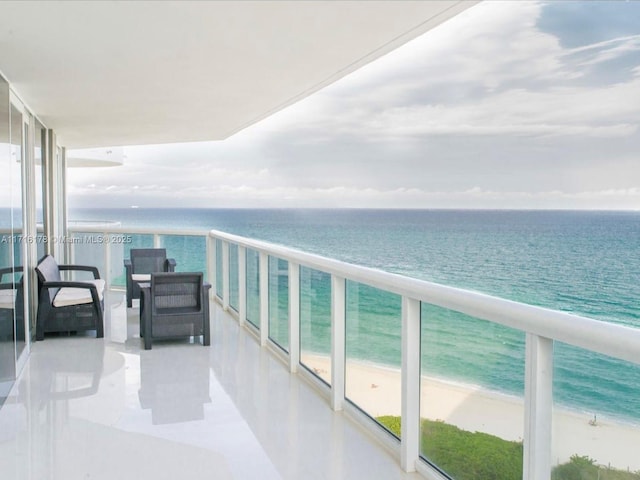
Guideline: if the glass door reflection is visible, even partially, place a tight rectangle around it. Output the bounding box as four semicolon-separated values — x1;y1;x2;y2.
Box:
10;102;26;363
0;75;15;406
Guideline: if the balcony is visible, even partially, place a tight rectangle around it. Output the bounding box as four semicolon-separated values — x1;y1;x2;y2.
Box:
0;291;421;480
1;226;640;480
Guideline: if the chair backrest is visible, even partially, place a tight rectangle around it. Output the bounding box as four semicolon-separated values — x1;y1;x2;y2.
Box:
151;272;203;314
35;255;62;302
131;249;168;274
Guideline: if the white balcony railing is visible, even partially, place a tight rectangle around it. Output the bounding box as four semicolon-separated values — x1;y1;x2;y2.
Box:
65;225;640;480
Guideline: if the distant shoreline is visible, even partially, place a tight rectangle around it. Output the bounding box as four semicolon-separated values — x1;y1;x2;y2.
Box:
302;353;640;470
66;206;640;213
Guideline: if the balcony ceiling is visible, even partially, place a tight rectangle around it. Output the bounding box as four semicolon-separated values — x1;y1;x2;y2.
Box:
0;1;474;149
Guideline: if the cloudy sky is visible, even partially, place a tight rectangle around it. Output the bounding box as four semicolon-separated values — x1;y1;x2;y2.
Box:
68;1;640;210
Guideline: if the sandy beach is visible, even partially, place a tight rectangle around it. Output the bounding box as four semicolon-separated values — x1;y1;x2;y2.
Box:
301;353;640;471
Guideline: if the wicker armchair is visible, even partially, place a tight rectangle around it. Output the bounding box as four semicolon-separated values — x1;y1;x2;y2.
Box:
140;272;210;350
124;248;176;308
0;266;23;341
35;255;104;340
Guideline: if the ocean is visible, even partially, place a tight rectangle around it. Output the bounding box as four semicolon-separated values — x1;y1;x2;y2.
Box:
67;208;640;423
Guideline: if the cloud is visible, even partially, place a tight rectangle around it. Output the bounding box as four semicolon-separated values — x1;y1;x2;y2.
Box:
272;4;640;142
66;1;640;210
67;180;640;211
565;34;640;67
355;81;640;139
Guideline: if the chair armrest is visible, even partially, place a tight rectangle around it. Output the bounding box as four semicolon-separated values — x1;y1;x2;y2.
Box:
42;281;102;306
0;266;23;283
203;283;212;301
58;265;101;279
0;266;23;274
42;280;99;290
166;258;177;272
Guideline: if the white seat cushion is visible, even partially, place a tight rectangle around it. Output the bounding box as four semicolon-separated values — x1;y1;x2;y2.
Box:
131;274;151;282
0;289;16;309
53;279;105;308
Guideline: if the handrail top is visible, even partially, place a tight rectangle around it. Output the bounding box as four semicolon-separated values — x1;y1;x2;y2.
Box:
208;228;640;366
67;225;209;236
58;225;640;365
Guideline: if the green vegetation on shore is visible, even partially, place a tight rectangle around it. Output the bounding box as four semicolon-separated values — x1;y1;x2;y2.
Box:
375;416;640;480
551;456;640;480
377;416;522;480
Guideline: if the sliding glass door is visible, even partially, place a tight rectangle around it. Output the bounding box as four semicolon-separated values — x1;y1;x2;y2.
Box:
10;101;26;365
0;74;16;407
0;75;43;406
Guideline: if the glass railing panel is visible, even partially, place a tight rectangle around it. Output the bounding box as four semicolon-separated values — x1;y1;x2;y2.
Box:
228;243;239;312
69;232;105;278
268;256;289;351
116;233;154;287
65;232;207;288
551;343;640;478
35;231;46;260
299;266;331;385
0;233;12;269
122;233;154;255
345;280;401;438
70;232;130;284
215;239;223;299
0;233;21;269
69;232;208;289
159;234;206;276
245;248;260;329
419;303;525;479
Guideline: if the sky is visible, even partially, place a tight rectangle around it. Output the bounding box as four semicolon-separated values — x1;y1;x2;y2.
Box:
67;1;640;210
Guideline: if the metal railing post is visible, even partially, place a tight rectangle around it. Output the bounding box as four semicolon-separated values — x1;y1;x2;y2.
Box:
259;251;269;346
238;246;246;326
401;296;421;472
331;275;345;411
289;261;300;373
206;234;216;295
222;241;229;311
104;232;111;289
523;333;553;480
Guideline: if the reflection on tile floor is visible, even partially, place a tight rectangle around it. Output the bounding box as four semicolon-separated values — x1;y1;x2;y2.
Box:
0;291;421;480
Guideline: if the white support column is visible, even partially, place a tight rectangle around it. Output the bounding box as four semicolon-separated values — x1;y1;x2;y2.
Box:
523;333;553;480
401;297;421;472
206;234;216;295
222;241;230;311
259;251;269;346
44;131;65;261
59;147;69;263
331;275;345;411
68;238;76;265
238;246;247;326
288;261;300;373
20;109;36;351
43;129;55;256
104;233;111;290
153;234;161;248
55;145;66;261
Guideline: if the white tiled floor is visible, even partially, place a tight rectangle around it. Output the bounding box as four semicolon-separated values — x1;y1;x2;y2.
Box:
0;291;422;480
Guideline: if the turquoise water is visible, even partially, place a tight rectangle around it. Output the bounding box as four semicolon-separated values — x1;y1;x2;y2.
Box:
68;208;640;423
